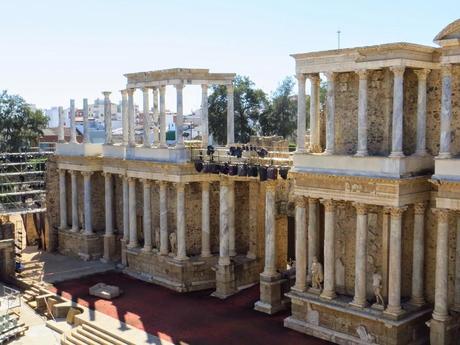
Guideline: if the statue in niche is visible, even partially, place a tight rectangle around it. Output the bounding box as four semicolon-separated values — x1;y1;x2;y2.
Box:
311;256;324;290
154;227;160;249
169;232;177;255
372;272;385;307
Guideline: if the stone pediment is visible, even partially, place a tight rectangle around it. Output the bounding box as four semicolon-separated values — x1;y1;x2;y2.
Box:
434;19;460;46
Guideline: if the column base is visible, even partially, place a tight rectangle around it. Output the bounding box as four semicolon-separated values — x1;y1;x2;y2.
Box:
354;150;368;157
437;152;452;159
389;151;405;158
212;263;236;299
200;252;212;258
320;290;336;300
323;149;334;155
409;296;426;307
102;234;116;262
142;246;152;253
349;299;368;309
430;317;451;345
432;311;450;322
254;273;286;315
383;305;405;320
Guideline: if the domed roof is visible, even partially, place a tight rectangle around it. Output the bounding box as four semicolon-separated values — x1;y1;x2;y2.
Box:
434;19;460;44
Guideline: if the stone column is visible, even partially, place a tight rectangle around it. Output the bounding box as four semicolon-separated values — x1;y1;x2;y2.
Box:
201;181;211;257
82;171;93;235
455;215;460;311
296;73;306;152
58;106;65;142
201;84;209;147
308;198;319;280
356;70;368;156
175;83;185;149
58;169;67;230
432;209;450;321
103;91;112;145
127;177;138;248
321;199;336;299
294;196;307;291
121;89;129;146
142;179;152;251
438;64;453;158
389;66;405;157
176;182;188;260
69;99;77;144
142;88;152;147
308;74;321;152
226;84;234;145
159;86;167;148
411;202;426;306
414;69;430;156
219;178;230;266
351;203;368;307
104;172;113;236
128;89;136;146
83;98;89;144
70;170;79;232
152;88;160;145
122;176;129;241
263;181;277;276
324;72;336;155
384;206;406;317
228;180;236;257
159;181;168;255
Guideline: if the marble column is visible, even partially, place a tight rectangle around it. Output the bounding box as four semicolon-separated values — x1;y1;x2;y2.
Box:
308;198;319;280
159;181;168;255
159;86;167;148
176;182;187;260
294;196;307;291
308;74;321;152
103;92;112;145
438;64;453;159
201;181;211;257
455;215;460;311
128;89;136;146
122;176;129;241
201;84;209;147
385;206;406;317
70;170;79;232
142;179;152;251
321;199;336;299
414;69;430;156
152;88;159;145
226;84;234;145
83;98;89;144
142;88;152;147
263;181;277;277
432;209;450;321
104;172;113;236
82;171;93;235
324;72;336;155
228;180;236;257
356;70;368;156
175;83;185;149
69;99;77;144
58;169;67;230
219;178;230;266
411;202;426;306
127;177;138;248
121;90;129;146
351;203;368;308
296;73;306;152
389;66;405;157
58;106;65;143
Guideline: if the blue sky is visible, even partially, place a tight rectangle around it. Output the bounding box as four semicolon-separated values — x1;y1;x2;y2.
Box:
0;0;457;112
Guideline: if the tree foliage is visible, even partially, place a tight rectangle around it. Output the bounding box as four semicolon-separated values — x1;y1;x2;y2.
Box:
0;90;48;151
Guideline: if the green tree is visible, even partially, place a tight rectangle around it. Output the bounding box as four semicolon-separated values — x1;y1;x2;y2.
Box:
0;90;48;151
208;75;268;144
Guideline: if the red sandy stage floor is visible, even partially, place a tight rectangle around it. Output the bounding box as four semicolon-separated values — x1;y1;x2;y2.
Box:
51;272;331;345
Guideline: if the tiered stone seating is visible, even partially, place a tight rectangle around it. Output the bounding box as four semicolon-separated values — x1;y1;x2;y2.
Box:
61;322;131;345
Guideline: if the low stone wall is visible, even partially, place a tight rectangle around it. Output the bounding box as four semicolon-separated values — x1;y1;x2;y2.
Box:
58;230;103;261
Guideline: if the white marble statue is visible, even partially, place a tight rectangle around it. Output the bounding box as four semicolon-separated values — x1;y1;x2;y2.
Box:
311;256;324;290
169;232;177;255
373;272;384;307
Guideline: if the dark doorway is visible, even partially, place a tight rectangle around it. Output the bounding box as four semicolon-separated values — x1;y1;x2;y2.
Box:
287;216;295;262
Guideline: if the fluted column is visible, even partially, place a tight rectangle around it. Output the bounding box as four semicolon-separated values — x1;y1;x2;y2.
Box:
455;215;460;311
152;88;159;145
82;171;93;235
414;69;430;156
351;203;368;308
201;181;211;257
219;178;230;266
438;64;453;158
104;172;113;236
324;72;336;155
58;169;67;230
296;73;306;152
432;209;450;321
201;84;209;147
263;181;277;277
294;196;307;291
69;99;77;144
308;198;319;280
389;66;405;157
175;83;185;149
70;170;79;232
103;91;112;145
142;179;152;251
142;88;152;147
127;177;138;248
226;84;234;145
176;182;187;260
308;74;321;152
121;90;129;146
128;89;135;146
411;202;426;306
385;206;406;316
356;70;368;156
321;199;336;299
228;180;236;256
58;106;65;143
159;181;168;255
83;98;89;144
159;86;167;148
122;176;129;240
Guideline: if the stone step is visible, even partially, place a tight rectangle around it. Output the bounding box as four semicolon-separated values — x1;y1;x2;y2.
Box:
64;334;87;345
77;326;118;345
71;329;100;345
81;323;129;345
26;300;37;309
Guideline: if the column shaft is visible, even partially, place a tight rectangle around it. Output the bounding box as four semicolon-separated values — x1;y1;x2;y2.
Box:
121;90;129;145
142;180;152;251
439;64;453;158
122;176;129;240
226;84;234;145
159;86;167;148
175;84;185;148
128;89;135;146
104;173;113;236
296;73;306;152
83;172;93;234
142;88;152;147
356;70;368;156
70;171;78;232
351;203;368;307
263;182;276;276
201;181;211;257
70;99;77;143
228;180;236;256
176;183;187;260
159;181;168;255
414;69;430;155
321;200;336;299
219;179;230;265
58;106;65;142
58;170;67;229
433;209;450;321
152;88;159;144
411;203;426;306
83;98;89;143
308;198;319;278
309;75;320;152
128;178;138;248
324;73;336;154
294;197;307;291
389;67;405;157
455;215;460;310
103;91;112;145
201;84;209;147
